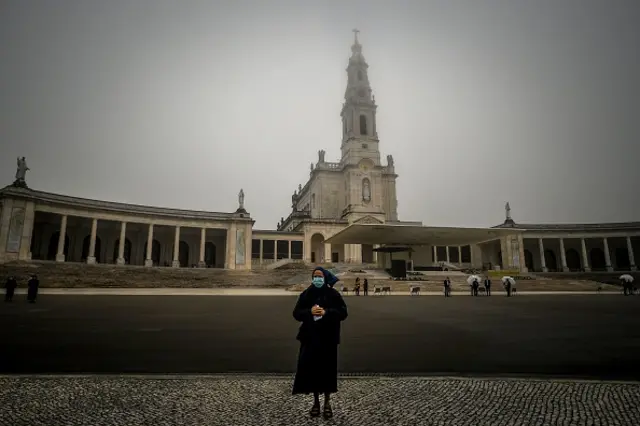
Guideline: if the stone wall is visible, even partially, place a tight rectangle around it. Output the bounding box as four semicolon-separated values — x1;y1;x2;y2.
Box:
0;261;313;288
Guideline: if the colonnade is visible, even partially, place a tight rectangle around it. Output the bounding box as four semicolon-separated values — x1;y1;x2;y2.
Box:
49;214;241;269
536;236;636;272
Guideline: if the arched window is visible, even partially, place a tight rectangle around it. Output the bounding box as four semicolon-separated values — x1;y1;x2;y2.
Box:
179;241;189;267
565;249;581;271
357;70;363;81
359;115;367;135
524;249;534;271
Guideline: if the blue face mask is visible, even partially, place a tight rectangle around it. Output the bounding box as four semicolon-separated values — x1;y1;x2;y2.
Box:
312;276;325;288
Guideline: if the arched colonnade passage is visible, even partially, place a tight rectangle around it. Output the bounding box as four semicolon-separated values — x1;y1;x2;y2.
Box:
521;236;638;272
29;211;230;268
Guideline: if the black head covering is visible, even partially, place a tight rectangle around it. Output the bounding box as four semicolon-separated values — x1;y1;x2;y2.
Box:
312;266;340;288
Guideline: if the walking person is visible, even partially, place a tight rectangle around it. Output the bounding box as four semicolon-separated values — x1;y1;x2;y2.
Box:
363;278;369;296
505;279;512;297
4;275;18;302
484;276;491;296
443;277;451;297
292;267;348;419
472;278;479;297
27;274;39;303
354;277;361;296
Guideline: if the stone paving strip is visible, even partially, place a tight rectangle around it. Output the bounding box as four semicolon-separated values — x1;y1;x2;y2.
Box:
10;288;618;296
0;375;638;425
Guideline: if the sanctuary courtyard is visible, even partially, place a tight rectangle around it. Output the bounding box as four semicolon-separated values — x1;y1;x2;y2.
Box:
1;33;638;275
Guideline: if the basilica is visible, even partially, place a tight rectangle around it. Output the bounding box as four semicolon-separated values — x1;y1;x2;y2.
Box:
1;34;638;275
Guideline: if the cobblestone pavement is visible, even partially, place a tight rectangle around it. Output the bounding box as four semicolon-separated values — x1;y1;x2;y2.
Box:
1;375;638;426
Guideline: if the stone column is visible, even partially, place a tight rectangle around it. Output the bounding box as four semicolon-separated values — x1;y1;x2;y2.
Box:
518;234;527;273
56;215;68;262
172;226;180;268
580;238;590;272
324;243;331;263
559;238;568;272
303;235;312;263
433;246;439;264
445;246;450;263
458;246;462;265
244;223;252;270
538;238;547;272
288;240;291;259
225;223;236;269
603;237;613;271
144;224;154;267
19;201;35;261
353;244;362;263
198;228;206;268
259;239;263;265
116;221;127;265
627;236;637;271
87;218;98;264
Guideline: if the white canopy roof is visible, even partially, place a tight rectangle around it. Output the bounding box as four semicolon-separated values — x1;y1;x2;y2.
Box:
324;224;520;246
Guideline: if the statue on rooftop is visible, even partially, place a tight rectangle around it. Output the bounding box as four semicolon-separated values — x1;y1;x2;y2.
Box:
387;155;394;168
238;189;245;210
13;157;29;188
16;157;29;181
505;202;511;220
318;150;326;163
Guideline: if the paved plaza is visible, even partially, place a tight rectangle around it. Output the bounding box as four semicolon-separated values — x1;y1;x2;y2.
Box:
1;294;639;379
1;375;639;425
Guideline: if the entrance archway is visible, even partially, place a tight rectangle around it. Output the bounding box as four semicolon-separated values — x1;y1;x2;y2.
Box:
205;242;216;267
179;241;189;267
81;235;102;262
565;248;581;271
544;249;557;271
113;238;132;264
47;232;69;260
615;248;630;270
589;248;606;270
524;249;534;271
310;233;325;264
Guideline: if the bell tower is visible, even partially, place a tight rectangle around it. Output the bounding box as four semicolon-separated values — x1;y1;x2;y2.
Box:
340;30;381;166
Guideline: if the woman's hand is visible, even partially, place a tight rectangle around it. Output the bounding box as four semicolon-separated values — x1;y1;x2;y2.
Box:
311;306;326;316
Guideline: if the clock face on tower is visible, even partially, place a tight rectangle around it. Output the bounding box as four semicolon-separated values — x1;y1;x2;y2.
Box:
358;158;374;172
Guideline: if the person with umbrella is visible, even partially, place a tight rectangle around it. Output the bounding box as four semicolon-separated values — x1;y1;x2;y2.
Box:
292;267;348;419
620;274;635;296
466;275;480;297
502;276;514;297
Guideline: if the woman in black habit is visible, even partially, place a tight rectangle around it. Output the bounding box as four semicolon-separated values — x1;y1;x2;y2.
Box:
292;266;348;419
27;274;39;303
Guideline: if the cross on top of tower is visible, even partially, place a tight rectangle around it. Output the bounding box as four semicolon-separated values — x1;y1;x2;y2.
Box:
352;28;360;44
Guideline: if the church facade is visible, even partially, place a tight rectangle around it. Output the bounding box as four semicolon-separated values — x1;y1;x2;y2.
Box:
1;34;638;274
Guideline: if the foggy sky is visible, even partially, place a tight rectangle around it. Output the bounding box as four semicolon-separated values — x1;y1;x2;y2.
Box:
1;0;639;229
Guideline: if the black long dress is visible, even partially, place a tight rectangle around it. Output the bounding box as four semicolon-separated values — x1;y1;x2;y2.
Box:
4;278;17;302
27;278;39;302
292;284;348;395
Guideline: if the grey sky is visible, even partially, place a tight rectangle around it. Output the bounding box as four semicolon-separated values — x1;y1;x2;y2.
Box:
1;0;639;229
